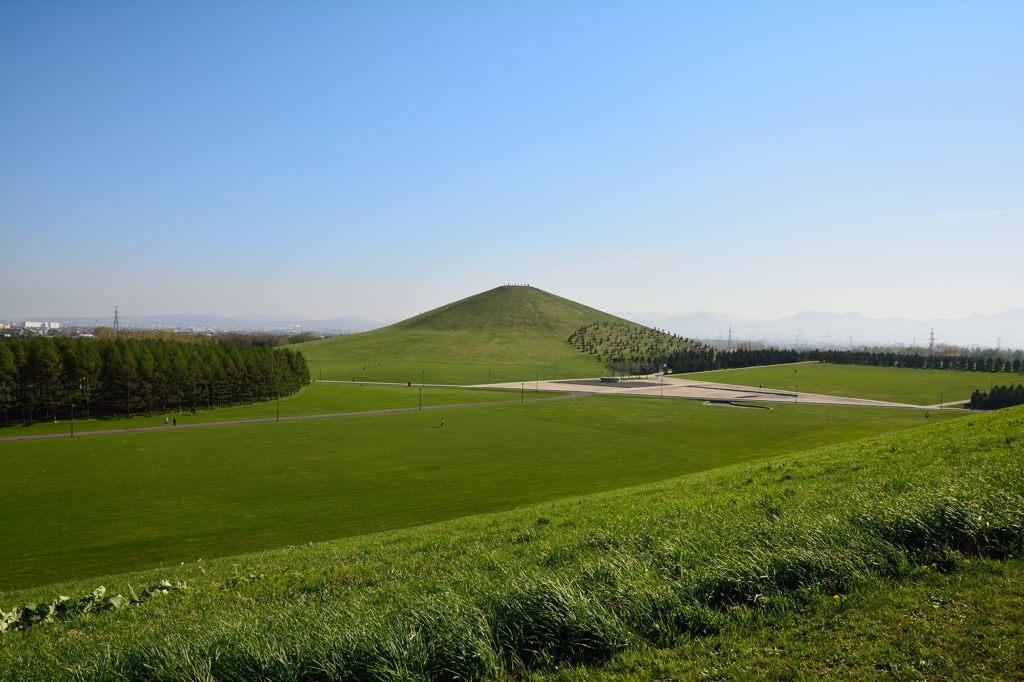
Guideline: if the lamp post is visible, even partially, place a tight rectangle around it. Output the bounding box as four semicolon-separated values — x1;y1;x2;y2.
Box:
419;386;423;411
660;377;664;398
521;382;524;403
276;392;280;422
536;373;539;392
421;369;425;387
940;391;943;412
70;401;74;438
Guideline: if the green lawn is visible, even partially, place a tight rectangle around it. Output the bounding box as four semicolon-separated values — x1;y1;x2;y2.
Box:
295;334;606;385
296;348;602;385
0;406;1016;681
679;361;1020;405
0;382;540;438
0;396;958;589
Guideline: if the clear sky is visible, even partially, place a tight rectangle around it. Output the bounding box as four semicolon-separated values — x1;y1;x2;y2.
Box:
2;1;1022;322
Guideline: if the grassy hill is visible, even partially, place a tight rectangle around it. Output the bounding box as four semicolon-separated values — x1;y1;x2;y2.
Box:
1;407;1020;679
291;285;635;384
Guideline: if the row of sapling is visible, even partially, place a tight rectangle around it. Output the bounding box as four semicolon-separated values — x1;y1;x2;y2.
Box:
969;384;1024;410
0;336;310;425
660;347;1024;375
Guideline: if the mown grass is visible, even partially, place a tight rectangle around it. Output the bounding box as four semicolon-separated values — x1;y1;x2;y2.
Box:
1;406;1018;680
681;361;1020;405
292;286;628;384
0;382;536;438
0;397;956;589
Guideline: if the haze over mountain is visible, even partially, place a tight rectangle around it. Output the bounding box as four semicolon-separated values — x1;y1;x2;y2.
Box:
625;309;1024;349
19;301;1021;350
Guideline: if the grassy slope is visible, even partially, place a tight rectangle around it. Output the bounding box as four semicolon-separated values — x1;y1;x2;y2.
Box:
681;361;1021;405
0;407;1019;680
0;397;957;589
0;382;536;438
535;558;1024;680
291;286;631;384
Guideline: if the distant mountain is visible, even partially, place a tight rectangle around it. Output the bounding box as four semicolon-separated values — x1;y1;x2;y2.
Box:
624;309;1024;349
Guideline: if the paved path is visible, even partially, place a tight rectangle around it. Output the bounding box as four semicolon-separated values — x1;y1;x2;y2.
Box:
471;375;955;410
0;393;585;444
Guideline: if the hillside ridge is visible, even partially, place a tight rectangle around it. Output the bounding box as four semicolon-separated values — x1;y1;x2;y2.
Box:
291;285;646;383
390;285;630;335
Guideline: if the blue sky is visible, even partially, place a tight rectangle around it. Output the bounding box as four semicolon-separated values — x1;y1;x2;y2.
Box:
2;1;1022;321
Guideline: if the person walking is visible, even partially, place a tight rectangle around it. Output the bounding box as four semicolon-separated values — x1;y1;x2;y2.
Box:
440;417;445;429
164;417;169;426
173;417;177;426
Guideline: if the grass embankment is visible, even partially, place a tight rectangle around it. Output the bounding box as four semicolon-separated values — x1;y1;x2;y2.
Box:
0;398;955;589
0;382;533;438
0;407;1019;679
681;361;1020;405
292;286;629;384
534;558;1024;680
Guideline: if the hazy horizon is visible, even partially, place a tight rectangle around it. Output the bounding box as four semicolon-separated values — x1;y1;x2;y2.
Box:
3;3;1022;322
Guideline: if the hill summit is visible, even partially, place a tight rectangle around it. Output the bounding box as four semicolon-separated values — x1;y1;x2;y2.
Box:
292;285;635;384
392;285;627;335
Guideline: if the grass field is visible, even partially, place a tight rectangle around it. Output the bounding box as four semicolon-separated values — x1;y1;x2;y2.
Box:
0;396;958;589
680;361;1020;405
0;382;539;438
292;286;627;383
0;407;1017;680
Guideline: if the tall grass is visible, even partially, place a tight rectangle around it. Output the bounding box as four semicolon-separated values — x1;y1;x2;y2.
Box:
2;407;1022;680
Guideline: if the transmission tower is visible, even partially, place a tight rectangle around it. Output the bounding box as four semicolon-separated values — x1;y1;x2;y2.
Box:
928;327;936;352
727;325;733;351
114;306;120;333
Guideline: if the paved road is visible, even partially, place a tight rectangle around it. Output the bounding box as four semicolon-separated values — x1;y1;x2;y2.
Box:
472;375;967;411
0;393;585;444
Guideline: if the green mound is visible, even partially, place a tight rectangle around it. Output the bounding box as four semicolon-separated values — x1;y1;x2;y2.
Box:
2;407;1020;679
293;285;634;384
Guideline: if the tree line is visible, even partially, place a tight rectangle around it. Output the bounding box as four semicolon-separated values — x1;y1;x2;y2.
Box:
0;336;310;425
968;384;1024;410
661;347;1024;375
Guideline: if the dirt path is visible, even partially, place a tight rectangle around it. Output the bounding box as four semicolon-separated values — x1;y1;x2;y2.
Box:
0;393;585;444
